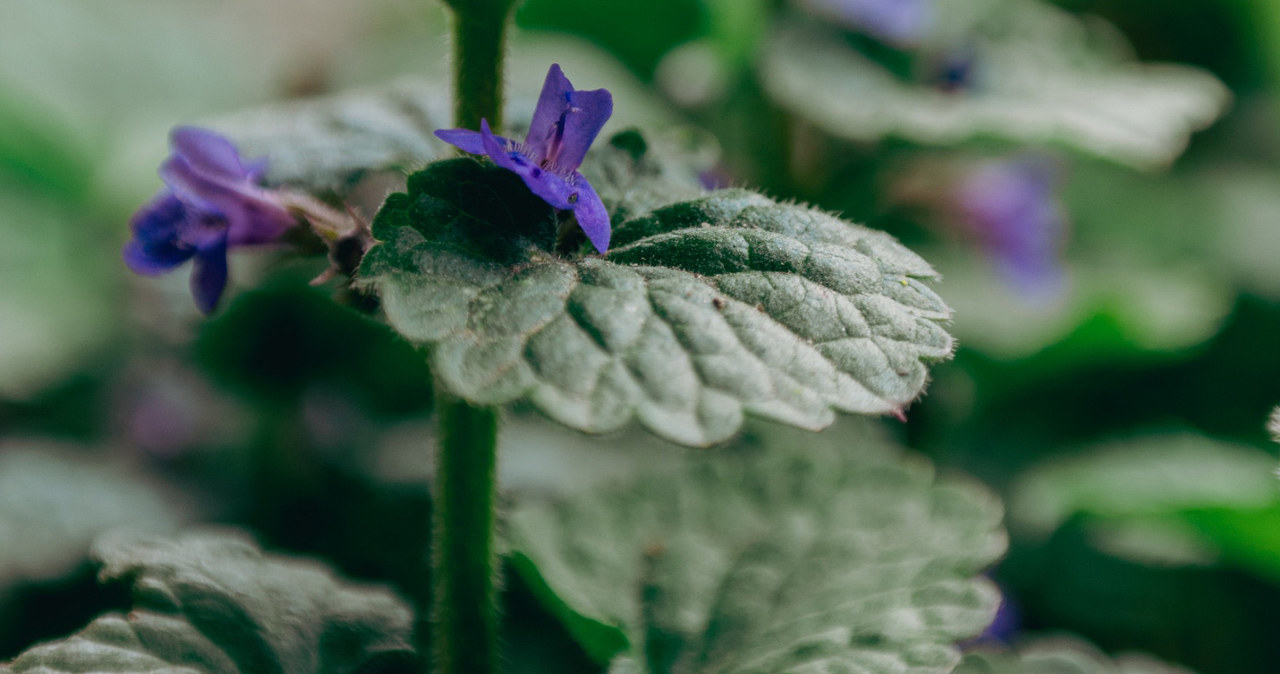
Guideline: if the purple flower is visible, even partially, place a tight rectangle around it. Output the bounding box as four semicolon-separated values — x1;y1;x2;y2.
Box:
797;0;933;46
124;127;295;314
955;156;1067;295
435;64;614;253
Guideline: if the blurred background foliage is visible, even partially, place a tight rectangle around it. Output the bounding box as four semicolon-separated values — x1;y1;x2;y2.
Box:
1;1;1279;673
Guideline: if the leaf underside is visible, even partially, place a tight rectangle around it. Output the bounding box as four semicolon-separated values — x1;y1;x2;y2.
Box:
508;420;1007;672
360;155;953;446
1;531;415;674
759;0;1228;168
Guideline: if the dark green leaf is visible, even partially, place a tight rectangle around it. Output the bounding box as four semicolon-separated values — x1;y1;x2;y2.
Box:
508;420;1006;670
2;531;414;674
759;1;1228;168
360;160;952;446
958;638;1195;674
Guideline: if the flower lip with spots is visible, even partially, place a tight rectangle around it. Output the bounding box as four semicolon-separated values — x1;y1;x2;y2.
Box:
123;126;295;314
435;63;614;253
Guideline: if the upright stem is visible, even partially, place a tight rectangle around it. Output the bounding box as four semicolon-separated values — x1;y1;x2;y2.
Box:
426;4;514;672
430;391;500;674
444;0;519;130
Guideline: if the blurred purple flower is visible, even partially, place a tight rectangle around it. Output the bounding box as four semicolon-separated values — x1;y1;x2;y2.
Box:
797;0;933;46
435;64;614;253
955;156;1067;295
124;127;295;314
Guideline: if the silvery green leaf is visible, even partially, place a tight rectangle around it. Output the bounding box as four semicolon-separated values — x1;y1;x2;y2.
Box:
2;531;414;674
957;638;1195;674
507;420;1006;671
359;158;952;446
759;0;1229;168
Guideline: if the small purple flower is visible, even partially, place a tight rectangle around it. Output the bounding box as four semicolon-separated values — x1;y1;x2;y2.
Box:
435;64;614;253
797;0;933;46
124;127;295;314
955;156;1067;295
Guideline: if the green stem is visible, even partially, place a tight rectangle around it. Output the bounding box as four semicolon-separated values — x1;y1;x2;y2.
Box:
429;392;501;674
444;0;520;130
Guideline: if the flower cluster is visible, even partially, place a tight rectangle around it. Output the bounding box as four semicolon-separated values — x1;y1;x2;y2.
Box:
435;64;614;253
123;127;295;314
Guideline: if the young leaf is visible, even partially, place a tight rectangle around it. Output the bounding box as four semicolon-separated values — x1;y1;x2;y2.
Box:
360;158;952;446
759;1;1228;169
0;443;186;595
506;420;1006;670
1;531;414;674
958;637;1195;674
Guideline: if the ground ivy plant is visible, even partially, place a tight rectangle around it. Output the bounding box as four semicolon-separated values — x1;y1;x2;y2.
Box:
1;1;1233;674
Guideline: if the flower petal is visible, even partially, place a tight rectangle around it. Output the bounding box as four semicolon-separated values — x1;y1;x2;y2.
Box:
190;239;229;315
552;87;613;170
170;126;251;180
569;175;611;253
225;197;296;246
161;154;292;246
436;128;495;155
527;64;574;154
480;120;578;209
123;193;197;275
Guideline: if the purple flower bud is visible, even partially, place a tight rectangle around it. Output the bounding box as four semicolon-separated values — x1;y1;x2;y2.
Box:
796;0;933;46
124;127;295;314
435;64;614;253
954;156;1067;296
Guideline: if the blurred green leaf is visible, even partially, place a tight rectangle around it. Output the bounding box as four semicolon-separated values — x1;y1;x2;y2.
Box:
516;0;705;78
0;443;187;595
195;278;433;414
360;157;953;446
958;637;1195;674
1;531;414;674
760;0;1229;168
0;184;121;398
932;160;1237;359
208;80;451;193
1009;433;1278;538
507;420;1006;670
1182;504;1280;585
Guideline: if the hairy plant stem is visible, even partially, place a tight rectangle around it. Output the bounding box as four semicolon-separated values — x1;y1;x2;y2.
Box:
429;391;500;674
444;0;520;130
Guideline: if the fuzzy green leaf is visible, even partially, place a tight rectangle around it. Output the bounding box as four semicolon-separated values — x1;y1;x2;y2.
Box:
759;0;1228;168
1;531;414;674
958;638;1195;674
508;421;1007;671
360;157;952;446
